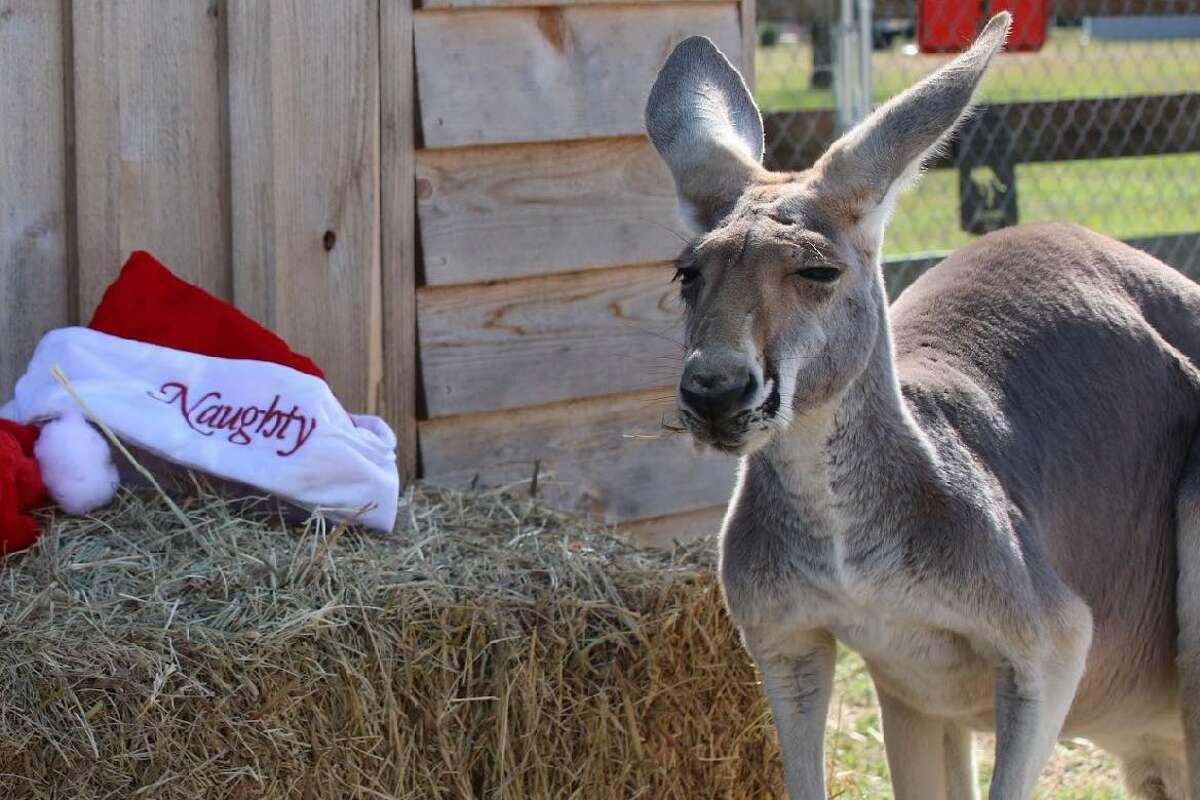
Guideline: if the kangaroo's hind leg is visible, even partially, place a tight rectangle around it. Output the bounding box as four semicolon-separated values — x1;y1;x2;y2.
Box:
877;688;979;800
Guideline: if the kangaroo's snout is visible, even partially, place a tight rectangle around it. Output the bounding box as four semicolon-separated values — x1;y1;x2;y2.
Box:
679;350;759;422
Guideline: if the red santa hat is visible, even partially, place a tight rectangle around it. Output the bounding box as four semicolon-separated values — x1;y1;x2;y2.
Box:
1;251;400;549
0;419;49;554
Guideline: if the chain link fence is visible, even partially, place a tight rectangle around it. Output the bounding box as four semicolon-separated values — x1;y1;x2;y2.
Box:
755;1;1200;281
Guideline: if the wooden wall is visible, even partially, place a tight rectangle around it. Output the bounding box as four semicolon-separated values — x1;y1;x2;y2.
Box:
0;0;418;480
413;0;756;542
2;0;753;542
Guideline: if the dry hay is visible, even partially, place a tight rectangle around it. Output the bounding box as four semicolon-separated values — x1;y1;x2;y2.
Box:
0;485;783;799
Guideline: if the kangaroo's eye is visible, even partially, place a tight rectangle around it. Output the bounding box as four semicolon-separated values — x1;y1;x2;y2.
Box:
673;266;701;286
793;266;841;284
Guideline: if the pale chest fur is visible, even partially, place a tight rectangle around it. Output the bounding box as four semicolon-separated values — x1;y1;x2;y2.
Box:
720;496;999;724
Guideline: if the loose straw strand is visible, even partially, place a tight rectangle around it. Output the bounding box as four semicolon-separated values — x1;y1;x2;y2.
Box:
50;364;196;533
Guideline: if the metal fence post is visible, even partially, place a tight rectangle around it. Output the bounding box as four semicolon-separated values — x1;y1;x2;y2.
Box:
833;0;873;131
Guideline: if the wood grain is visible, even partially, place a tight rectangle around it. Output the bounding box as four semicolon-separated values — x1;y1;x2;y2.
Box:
420;0;725;7
418;262;684;417
620;505;725;549
380;0;419;481
0;0;72;397
414;4;743;148
416;137;684;286
228;0;382;413
73;0;229;315
419;388;738;522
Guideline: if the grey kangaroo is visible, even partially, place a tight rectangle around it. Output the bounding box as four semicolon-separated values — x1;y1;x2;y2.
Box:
645;13;1200;799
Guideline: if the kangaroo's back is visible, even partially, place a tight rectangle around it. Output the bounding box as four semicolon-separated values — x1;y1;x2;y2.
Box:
892;222;1200;730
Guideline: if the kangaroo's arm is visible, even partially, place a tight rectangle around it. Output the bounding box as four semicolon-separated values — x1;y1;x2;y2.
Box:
744;630;836;799
989;630;1092;798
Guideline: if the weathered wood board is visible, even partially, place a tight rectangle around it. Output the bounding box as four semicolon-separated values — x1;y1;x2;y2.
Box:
418;262;684;417
620;504;725;548
228;0;382;414
419;388;738;521
416;137;684;286
421;0;726;7
414;4;743;147
73;0;229;314
381;0;419;480
0;0;72;397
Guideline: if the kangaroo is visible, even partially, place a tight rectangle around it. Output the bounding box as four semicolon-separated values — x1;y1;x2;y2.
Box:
645;13;1200;799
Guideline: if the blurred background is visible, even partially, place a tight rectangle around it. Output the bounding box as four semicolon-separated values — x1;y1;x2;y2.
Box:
756;0;1200;271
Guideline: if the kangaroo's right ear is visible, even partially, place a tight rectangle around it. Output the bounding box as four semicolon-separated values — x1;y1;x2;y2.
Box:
645;36;764;233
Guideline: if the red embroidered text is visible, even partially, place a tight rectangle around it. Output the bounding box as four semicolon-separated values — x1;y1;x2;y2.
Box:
149;382;318;457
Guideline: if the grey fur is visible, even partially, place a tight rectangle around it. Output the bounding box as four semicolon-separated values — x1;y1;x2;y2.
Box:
645;35;766;230
646;12;1200;799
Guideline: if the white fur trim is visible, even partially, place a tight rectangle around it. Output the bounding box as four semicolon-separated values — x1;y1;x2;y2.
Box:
35;411;119;514
6;327;401;531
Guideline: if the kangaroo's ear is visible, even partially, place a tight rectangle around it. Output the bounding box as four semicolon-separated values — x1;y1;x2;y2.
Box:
645;36;764;233
813;12;1011;245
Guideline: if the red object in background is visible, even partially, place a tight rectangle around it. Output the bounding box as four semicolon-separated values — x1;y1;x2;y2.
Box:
0;419;48;555
918;0;1047;53
89;250;325;380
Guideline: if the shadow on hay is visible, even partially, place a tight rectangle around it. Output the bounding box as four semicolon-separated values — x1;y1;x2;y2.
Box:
0;485;784;798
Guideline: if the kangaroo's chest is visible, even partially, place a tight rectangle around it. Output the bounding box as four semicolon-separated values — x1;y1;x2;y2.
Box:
824;596;996;721
723;524;997;722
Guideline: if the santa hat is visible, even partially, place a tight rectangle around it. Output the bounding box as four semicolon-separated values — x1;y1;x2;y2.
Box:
2;251;400;544
0;419;49;554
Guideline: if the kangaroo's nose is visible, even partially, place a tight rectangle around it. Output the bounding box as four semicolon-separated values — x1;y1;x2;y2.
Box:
680;359;758;421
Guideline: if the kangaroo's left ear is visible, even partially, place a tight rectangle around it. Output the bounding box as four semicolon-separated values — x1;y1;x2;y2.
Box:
813;12;1011;246
645;36;765;232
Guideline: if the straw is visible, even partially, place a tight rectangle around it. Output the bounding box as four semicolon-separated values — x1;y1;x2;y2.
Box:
0;484;782;799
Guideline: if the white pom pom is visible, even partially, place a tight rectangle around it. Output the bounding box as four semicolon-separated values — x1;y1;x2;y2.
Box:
35;411;120;514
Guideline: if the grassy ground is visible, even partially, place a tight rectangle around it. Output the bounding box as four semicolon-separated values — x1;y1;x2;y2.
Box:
756;27;1200;111
886;152;1200;257
754;28;1200;258
825;648;1126;799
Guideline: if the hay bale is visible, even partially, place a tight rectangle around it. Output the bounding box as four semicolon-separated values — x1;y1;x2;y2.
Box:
0;486;782;798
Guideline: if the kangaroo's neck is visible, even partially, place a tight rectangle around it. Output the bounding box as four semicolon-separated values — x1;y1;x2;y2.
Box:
754;290;942;530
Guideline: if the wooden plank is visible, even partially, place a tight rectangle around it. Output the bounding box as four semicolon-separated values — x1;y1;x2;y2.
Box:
226;1;275;325
620;505;725;549
420;0;726;7
417;137;684;286
419;388;738;522
414;4;743;148
0;0;73;397
228;0;382;413
764;95;1200;172
380;0;419;481
72;0;229;316
418;262;683;417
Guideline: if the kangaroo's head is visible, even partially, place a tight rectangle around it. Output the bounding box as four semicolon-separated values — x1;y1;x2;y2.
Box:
646;14;1010;455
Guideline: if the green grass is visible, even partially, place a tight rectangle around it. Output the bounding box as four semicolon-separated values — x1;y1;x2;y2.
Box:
753;28;1200;257
886;153;1200;257
825;648;1125;798
756;27;1200;111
